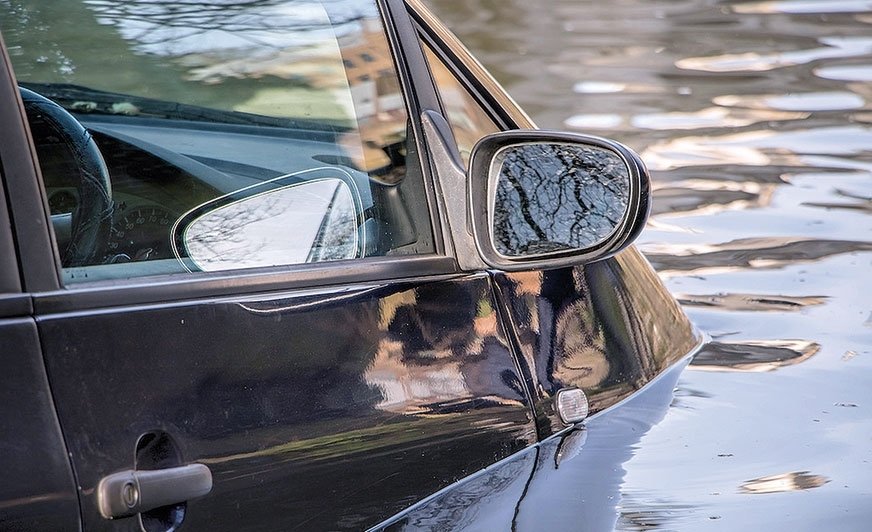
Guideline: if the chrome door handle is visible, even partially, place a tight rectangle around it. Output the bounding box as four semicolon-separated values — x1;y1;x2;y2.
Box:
97;464;213;519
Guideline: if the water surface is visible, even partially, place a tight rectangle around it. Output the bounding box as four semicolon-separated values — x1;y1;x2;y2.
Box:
428;0;872;528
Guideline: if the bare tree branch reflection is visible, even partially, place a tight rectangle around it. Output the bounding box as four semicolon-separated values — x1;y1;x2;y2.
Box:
493;143;630;256
85;0;369;44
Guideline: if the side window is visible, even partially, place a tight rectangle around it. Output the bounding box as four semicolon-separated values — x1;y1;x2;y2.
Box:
421;42;500;165
2;0;433;283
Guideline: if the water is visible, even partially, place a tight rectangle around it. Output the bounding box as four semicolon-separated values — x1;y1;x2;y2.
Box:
428;0;872;528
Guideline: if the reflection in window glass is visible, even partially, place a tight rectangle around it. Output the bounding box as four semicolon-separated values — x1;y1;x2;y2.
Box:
422;42;500;165
181;175;362;271
2;0;432;282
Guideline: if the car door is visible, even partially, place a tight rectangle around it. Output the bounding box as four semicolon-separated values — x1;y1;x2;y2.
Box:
0;1;537;530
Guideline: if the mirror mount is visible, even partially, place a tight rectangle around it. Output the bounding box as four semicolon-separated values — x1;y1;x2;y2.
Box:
421;111;489;271
468;130;650;271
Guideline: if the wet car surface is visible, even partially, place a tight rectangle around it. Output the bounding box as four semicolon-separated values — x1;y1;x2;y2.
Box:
426;0;872;529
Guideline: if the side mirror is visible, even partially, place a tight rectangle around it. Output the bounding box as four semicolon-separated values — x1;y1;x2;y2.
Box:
173;172;365;272
468;130;650;270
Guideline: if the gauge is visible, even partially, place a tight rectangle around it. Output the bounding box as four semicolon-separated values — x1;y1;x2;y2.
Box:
108;206;176;261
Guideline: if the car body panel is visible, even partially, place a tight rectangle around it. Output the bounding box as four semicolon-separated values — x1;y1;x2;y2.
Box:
0;317;80;530
493;250;700;438
0;34;79;531
36;274;537;530
373;354;691;531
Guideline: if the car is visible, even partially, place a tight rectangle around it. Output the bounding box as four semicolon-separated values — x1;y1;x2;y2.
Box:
0;0;702;530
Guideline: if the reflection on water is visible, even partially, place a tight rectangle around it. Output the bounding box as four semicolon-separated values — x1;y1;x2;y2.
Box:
429;0;871;528
739;471;830;494
816;64;872;81
733;1;872;15
644;237;872;275
689;340;821;372
677;293;827;312
675;37;872;73
714;91;865;111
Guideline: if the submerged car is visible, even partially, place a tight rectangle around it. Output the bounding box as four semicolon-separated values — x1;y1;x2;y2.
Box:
0;0;701;530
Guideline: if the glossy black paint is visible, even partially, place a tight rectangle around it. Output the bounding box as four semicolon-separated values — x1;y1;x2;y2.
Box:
37;274;537;530
0;38;60;292
493;248;699;437
374;353;690;531
0;318;79;530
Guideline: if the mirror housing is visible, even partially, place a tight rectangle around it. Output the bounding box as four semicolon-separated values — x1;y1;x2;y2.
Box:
468;130;650;271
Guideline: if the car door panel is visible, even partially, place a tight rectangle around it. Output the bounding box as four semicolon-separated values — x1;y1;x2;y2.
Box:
413;15;701;438
36;273;537;530
0;317;80;530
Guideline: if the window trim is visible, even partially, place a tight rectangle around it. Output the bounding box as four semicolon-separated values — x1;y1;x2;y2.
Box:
32;255;458;314
378;0;446;254
1;0;464;311
407;0;535;131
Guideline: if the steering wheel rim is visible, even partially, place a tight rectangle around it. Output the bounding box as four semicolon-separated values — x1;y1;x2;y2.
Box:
20;87;114;267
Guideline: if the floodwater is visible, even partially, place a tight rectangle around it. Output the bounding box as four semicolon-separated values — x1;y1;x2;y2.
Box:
428;0;871;529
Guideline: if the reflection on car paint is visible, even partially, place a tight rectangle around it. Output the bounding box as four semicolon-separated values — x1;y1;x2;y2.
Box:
425;0;872;526
37;274;537;530
493;247;701;435
374;355;692;531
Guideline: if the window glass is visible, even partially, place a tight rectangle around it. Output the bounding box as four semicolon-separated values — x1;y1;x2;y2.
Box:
1;0;432;283
422;42;500;165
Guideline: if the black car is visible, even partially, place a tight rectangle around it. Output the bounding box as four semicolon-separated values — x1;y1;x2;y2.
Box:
0;0;700;530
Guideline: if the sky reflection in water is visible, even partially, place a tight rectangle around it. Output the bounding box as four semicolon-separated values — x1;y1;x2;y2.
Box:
429;0;871;528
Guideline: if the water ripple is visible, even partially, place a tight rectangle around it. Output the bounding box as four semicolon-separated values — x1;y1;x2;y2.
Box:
714;91;866;111
677;293;827;312
733;1;872;15
690;340;821;372
426;0;872;527
676;37;872;72
644;237;872;274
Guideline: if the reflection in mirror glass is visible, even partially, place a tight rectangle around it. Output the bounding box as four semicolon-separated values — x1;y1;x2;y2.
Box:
491;143;631;257
183;178;360;272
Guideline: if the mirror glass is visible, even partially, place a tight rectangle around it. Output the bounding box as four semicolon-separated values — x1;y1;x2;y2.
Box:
490;143;631;257
181;178;361;272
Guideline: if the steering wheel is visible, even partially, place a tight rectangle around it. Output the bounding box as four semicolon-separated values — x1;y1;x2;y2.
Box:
20;87;114;267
